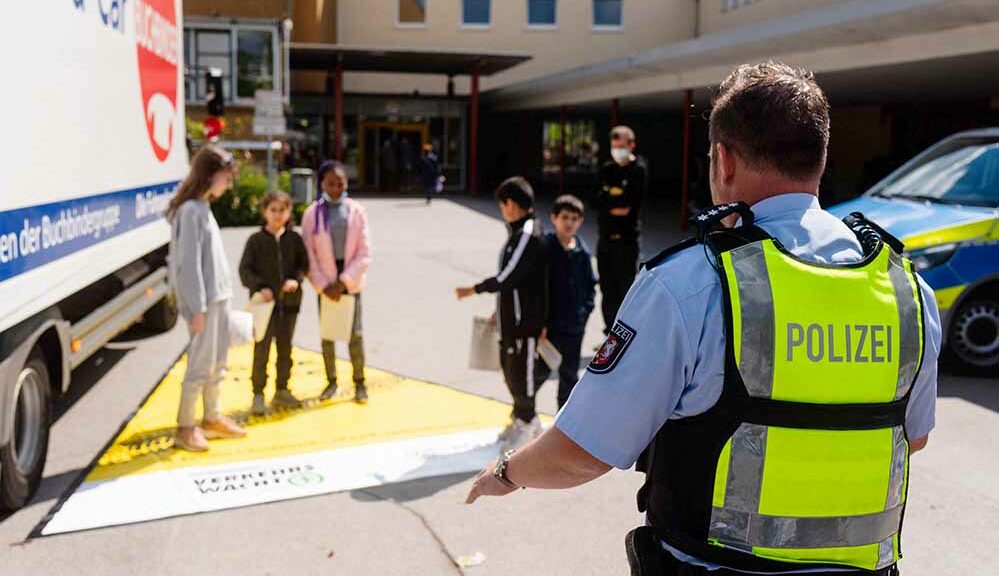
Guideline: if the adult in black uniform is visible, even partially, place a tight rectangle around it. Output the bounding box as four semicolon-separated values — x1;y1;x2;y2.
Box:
593;125;647;334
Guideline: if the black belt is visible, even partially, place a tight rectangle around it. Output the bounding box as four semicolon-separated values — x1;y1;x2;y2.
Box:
626;527;899;576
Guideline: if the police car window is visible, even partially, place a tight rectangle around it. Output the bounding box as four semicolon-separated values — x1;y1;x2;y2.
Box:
875;139;999;207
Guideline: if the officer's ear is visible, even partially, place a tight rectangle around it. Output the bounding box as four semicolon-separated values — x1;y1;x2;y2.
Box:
714;142;738;187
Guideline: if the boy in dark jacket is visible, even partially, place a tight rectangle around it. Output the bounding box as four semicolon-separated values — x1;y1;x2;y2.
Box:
535;195;596;409
238;191;310;415
455;177;548;451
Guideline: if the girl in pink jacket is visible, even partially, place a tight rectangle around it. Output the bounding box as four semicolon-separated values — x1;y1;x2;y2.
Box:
301;160;372;403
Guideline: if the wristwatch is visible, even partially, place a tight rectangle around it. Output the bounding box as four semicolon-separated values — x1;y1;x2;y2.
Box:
493;449;519;489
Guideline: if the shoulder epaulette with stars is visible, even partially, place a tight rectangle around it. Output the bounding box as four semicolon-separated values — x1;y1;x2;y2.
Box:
689;202;756;241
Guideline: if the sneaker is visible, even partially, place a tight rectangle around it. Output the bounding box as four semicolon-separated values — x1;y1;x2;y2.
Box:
202;416;247;440
251;394;266;415
272;389;303;409
353;383;368;404
320;382;338;401
175;426;209;452
500;417;541;452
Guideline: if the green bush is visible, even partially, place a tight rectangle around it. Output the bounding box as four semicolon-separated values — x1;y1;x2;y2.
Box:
211;167;296;227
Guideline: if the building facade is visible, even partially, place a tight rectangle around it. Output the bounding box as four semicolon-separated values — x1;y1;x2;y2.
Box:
183;0;999;203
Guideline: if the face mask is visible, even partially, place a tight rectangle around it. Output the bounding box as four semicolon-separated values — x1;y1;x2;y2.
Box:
611;147;632;165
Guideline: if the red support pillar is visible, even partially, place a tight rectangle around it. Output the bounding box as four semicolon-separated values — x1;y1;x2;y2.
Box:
469;69;480;194
334;58;344;161
559;104;567;195
680;89;693;231
610;98;619;128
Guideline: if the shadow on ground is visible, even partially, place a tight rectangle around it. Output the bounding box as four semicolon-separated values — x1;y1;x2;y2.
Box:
51;347;132;425
351;472;476;505
937;365;999;412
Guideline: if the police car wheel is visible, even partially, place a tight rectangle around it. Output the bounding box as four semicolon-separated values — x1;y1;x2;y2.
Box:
0;353;51;512
948;298;999;374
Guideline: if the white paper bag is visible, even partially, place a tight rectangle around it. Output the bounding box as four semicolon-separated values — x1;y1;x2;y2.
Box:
320;294;356;342
228;310;255;347
243;292;275;343
468;316;500;371
538;337;563;372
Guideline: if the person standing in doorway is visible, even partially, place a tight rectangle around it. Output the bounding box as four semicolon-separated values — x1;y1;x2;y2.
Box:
302;160;373;404
418;143;445;205
166;145;247;452
593;125;647;334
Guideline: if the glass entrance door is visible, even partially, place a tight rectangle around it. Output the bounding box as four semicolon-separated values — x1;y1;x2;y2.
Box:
359;121;429;193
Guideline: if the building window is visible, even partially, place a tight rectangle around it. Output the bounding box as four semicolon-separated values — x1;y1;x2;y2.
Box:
462;0;491;26
527;0;556;26
184;21;280;104
192;30;232;101
236;30;275;99
593;0;623;28
398;0;427;25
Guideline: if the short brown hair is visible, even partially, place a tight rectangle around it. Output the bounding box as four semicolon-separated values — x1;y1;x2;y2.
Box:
709;62;830;180
610;125;635;143
551;194;584;217
260;190;293;218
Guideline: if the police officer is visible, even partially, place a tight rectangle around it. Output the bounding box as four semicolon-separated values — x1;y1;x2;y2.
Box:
594;125;647;334
465;62;941;576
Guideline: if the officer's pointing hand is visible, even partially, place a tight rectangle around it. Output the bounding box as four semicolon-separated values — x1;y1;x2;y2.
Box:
465;460;517;504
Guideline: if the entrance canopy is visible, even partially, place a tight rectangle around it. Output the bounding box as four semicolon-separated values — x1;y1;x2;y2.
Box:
288;44;529;194
289;43;531;76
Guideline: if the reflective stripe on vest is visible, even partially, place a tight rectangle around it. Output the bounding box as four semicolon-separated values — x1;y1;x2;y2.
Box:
710;239;923;571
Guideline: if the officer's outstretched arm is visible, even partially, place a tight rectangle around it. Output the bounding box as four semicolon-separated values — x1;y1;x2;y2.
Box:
506;426;612;489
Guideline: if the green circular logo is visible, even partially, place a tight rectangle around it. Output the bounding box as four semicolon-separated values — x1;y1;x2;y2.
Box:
288;471;325;486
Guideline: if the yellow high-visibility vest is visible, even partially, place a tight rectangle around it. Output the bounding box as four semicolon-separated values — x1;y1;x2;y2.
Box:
640;217;924;573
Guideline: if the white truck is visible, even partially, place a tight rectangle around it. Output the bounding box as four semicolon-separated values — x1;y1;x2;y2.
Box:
0;0;186;509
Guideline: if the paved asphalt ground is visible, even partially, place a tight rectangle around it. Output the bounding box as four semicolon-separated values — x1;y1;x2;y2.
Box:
0;195;996;575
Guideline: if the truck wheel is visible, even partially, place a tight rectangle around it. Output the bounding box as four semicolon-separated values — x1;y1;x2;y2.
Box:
948;297;999;376
0;353;51;511
143;295;178;332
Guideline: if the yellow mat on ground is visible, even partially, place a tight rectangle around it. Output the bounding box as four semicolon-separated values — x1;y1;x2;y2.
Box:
41;345;546;535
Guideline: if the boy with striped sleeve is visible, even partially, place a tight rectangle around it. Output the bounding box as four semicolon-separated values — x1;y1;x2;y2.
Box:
456;177;549;451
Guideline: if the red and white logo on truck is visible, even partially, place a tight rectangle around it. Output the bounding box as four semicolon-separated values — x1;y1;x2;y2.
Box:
134;0;179;162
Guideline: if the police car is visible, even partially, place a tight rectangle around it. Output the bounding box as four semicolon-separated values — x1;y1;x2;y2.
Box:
830;129;999;374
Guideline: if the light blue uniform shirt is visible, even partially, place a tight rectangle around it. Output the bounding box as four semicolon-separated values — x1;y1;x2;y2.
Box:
555;193;941;572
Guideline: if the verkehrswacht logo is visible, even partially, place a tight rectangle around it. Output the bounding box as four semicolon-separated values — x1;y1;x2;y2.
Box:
288;472;326;487
134;0;179;162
